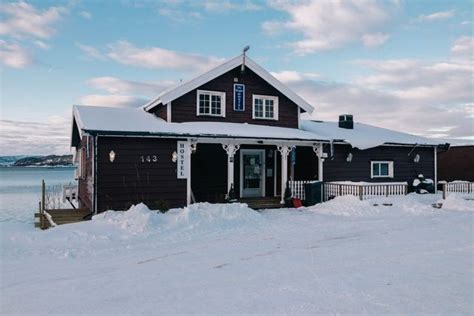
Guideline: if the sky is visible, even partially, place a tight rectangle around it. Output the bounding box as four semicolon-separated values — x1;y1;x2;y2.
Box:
0;0;473;155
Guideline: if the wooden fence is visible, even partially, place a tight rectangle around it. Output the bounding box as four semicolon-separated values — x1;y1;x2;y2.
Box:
324;182;408;201
441;181;474;199
288;180;317;200
35;180;89;229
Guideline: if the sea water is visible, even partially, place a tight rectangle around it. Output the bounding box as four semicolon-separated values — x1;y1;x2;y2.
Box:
0;167;75;224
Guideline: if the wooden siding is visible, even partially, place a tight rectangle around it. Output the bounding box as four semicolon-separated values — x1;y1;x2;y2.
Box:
438;146;474;181
156;105;167;121
77;135;93;212
156;66;299;128
322;145;435;183
96;137;186;212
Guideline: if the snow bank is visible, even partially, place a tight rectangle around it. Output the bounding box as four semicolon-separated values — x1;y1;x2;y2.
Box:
92;202;263;235
441;195;474;212
92;203;164;234
308;195;380;217
307;193;473;217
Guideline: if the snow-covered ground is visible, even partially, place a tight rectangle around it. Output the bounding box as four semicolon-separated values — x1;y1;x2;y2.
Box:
1;194;473;315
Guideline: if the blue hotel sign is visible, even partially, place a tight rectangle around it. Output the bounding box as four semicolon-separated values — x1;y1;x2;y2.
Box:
233;84;245;111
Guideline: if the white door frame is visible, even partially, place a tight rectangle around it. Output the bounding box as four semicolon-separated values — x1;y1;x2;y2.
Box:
240;149;266;198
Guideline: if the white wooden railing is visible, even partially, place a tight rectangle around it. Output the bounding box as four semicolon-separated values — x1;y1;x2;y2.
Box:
441;181;474;199
288;180;317;200
324;182;408;201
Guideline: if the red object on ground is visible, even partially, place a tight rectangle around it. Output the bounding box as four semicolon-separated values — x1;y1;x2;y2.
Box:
293;198;303;208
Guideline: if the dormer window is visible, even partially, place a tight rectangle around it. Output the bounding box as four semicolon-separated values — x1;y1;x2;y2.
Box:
252;95;278;120
197;90;226;117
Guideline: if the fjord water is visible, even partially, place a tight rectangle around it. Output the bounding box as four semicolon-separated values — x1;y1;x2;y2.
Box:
0;167;75;224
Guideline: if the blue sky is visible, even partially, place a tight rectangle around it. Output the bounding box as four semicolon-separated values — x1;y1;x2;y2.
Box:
0;0;472;155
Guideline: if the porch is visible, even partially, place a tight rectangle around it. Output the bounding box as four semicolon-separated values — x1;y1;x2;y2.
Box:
186;139;325;207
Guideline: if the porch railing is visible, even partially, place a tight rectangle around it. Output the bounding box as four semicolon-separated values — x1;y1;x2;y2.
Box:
288;180;317;200
324;181;408;201
441;181;474;199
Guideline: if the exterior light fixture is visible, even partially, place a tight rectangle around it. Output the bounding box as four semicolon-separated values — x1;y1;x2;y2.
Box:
172;151;178;163
414;154;420;163
109;150;116;163
346;152;353;162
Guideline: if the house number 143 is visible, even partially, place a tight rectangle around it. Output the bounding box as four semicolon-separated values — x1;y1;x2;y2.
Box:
141;155;158;163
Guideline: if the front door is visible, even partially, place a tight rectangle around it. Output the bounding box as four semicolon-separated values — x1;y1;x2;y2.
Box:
240;149;265;198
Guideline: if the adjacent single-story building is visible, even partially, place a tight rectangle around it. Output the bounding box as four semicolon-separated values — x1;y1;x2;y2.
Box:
71;53;444;213
438;145;474;182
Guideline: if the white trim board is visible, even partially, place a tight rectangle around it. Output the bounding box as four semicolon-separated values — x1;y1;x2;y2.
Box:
142;54;314;114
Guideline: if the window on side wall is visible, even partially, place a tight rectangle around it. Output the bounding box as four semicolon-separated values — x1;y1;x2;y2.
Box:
196;90;226;117
371;161;394;178
252;95;278;120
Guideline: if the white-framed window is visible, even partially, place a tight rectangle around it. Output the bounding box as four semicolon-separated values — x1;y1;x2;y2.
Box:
196;90;226;117
252;94;278;120
371;161;394;178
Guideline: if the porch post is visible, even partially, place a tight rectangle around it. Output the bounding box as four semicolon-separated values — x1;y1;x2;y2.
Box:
277;145;293;204
313;144;325;181
186;141;197;206
222;143;240;195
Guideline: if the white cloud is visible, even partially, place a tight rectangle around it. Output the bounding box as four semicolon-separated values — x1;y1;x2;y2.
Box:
79;10;92;19
0;40;32;68
106;40;224;72
199;0;262;12
78;95;147;108
0;1;66;39
451;36;473;57
263;0;396;54
417;9;455;22
361;33;390;47
87;76;176;95
75;42;106;60
0;117;71;155
0;2;67;69
157;8;202;23
277;43;473;139
271;70;320;83
34;40;50;50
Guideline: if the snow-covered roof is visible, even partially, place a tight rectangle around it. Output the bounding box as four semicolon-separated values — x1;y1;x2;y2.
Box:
142;54;314;114
300;120;444;150
72;105;323;143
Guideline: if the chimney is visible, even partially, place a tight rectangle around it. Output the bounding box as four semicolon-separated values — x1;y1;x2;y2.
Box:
339;114;353;129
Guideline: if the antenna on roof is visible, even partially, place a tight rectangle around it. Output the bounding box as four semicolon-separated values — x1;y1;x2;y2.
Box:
241;45;250;74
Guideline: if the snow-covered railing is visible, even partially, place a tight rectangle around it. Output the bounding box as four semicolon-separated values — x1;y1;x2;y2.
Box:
441;181;474;199
324;182;408;201
289;180;317;200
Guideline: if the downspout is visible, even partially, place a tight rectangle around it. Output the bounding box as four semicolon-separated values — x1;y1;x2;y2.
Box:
434;146;437;193
93;135;98;215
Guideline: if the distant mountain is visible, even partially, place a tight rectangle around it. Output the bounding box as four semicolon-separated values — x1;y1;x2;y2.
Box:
0;156;26;167
12;155;73;167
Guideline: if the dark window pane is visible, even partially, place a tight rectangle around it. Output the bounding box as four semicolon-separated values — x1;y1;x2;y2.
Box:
372;163;379;176
380;163;389;176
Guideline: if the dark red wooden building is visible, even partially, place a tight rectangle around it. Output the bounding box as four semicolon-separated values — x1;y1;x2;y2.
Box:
71;54;442;213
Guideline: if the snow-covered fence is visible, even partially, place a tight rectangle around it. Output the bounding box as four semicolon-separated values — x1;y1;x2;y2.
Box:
288;180;317;200
324;182;408;201
441;181;474;199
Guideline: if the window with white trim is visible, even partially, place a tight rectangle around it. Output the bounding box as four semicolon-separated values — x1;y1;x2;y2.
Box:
371;161;394;178
252;95;278;120
196;90;225;117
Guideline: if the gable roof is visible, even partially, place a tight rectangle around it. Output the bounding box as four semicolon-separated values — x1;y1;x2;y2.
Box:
142;54;314;114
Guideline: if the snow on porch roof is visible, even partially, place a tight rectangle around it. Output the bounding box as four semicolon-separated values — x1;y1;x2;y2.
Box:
72;105;323;142
300;120;445;150
142;54;314;114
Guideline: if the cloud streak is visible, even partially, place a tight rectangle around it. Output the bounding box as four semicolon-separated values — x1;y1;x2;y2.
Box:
0;117;71;155
263;0;396;54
